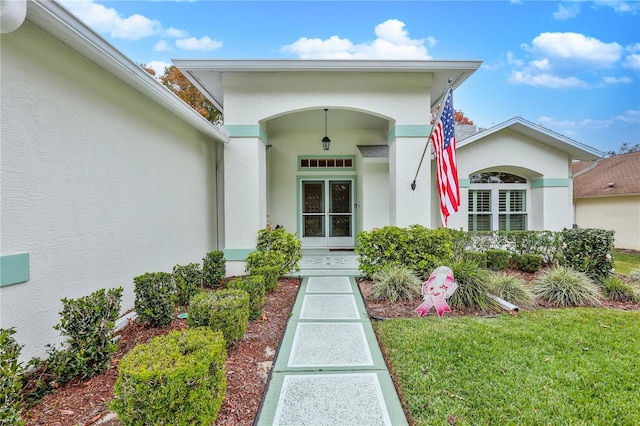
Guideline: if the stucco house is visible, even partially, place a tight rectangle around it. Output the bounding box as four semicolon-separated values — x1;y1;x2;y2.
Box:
572;152;640;251
2;0;603;360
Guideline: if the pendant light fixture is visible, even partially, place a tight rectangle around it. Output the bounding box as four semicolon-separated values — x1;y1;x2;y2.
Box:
322;108;331;151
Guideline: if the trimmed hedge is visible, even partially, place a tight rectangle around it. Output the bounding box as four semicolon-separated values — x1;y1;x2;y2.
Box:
173;263;203;306
485;249;510;271
227;276;266;320
134;272;176;327
203;251;226;289
111;328;227;425
187;290;249;347
250;265;279;292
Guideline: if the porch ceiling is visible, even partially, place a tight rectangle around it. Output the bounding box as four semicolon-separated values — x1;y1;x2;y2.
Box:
266;109;389;136
172;59;482;113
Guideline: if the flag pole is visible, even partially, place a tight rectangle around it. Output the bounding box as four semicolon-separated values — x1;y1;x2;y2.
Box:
411;80;454;191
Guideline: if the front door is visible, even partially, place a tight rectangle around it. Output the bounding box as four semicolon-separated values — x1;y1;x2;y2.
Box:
301;179;354;247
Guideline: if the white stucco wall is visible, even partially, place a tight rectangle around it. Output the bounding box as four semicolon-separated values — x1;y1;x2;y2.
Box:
359;161;390;230
575;196;640;251
447;129;573;231
1;22;219;360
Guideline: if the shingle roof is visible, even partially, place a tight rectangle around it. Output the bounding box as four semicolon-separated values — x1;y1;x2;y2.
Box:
572;151;640;197
357;145;389;158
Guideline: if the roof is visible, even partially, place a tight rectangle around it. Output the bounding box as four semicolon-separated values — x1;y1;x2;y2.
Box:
572;151;640;197
172;59;483;113
24;0;228;143
357;145;389;158
457;117;603;161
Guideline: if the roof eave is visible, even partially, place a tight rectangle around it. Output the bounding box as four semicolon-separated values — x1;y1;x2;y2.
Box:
25;0;228;144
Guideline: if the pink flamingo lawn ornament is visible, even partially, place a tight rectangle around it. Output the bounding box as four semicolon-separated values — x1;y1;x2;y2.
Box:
415;266;457;317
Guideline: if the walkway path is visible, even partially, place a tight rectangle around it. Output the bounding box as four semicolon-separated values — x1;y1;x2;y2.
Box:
257;251;408;425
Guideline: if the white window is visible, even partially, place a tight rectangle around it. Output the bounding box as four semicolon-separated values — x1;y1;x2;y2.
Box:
468;173;528;231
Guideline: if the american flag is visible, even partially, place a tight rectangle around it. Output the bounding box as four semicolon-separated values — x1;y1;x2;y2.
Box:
431;87;460;227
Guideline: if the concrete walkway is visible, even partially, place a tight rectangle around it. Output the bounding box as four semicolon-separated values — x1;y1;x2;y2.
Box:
256;272;408;425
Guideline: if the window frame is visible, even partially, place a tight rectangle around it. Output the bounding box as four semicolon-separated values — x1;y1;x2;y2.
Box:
468;182;529;231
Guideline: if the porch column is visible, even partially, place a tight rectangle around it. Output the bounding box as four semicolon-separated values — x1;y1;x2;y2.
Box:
388;125;432;227
223;127;267;276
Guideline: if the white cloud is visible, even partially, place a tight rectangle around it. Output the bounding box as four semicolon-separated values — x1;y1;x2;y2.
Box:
153;40;171;52
176;36;223;51
165;27;190;38
602;76;632;85
61;0;160;40
614;109;640;124
509;32;627;88
594;1;640;14
281;19;431;60
552;3;581;20
146;60;171;78
623;53;640;71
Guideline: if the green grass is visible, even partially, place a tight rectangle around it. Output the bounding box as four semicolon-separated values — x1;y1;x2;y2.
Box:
613;250;640;276
375;309;640;425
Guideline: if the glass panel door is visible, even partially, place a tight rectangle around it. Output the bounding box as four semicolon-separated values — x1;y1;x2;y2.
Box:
302;181;325;238
329;181;351;237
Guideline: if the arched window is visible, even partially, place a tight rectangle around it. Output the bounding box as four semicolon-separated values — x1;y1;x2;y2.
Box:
468;172;528;231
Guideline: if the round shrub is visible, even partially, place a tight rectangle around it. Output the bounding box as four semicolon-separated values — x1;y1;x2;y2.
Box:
187;290;249;347
448;261;499;311
370;263;421;302
485;249;511;271
202;251;226;289
173;263;203;306
512;253;543;273
486;272;534;308
249;265;279;292
227;276;266;320
111;328;227;426
133;272;176;327
531;266;603;307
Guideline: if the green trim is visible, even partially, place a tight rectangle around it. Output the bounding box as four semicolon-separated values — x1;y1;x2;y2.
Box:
388;125;431;143
224;125;268;144
297;155;356;172
459;178;471;188
296;175;358;244
531;178;571;188
222;248;255;261
1;253;30;287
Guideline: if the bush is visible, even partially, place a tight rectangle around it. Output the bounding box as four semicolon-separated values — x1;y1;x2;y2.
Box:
227;276;266;320
463;251;487;268
0;328;25;426
246;228;302;276
187;290;249;347
111;328;227;426
203;251;226;289
531;266;603;307
448;261;499;312
356;225;454;277
370;264;422;302
47;287;123;383
485;249;510;271
134;272;176;327
486;272;534;308
558;228;614;280
173;263;203;306
512;253;543;273
629;268;640;284
599;276;639;303
249;265;279;292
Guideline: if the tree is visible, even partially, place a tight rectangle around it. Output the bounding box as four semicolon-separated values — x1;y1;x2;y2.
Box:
607;142;640;156
142;64;221;124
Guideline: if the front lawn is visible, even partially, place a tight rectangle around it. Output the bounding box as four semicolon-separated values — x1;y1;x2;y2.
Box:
614;249;640;276
375;309;640;425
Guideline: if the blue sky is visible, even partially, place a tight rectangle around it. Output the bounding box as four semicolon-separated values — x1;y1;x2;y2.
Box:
59;0;640;154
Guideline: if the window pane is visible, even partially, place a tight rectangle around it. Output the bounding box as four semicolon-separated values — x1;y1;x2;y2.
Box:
303;182;324;213
468;214;491;231
304;216;325;237
470;172;527;184
469;190;491;212
499;214;526;231
499;190;526;212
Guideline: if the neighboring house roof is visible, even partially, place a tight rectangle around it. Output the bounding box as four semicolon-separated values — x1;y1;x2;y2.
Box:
457;116;603;161
172;59;483;113
24;0;228;143
572;151;640;198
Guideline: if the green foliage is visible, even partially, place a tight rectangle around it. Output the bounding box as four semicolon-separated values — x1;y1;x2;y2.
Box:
249;265;279;292
485;249;510;271
462;251;487;268
558;228;615;280
355;225;454;278
486;272;534;308
227;276;266;320
247;228;302;276
448;261;499;311
375;309;640;425
47;287;123;383
187;290;249;347
465;230;561;264
599;276;640;303
173;263;203;306
202;251;226;289
531;266;603;307
111;328;227;425
630;268;640;284
370;264;422;303
134;272;176;327
0;328;25;426
512;253;543;273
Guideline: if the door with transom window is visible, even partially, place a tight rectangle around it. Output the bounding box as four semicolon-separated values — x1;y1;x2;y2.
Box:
300;179;354;247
